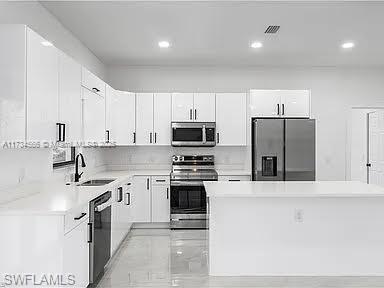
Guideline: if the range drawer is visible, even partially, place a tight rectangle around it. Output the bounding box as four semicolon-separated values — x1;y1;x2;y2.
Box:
64;203;89;234
218;175;251;182
152;176;170;186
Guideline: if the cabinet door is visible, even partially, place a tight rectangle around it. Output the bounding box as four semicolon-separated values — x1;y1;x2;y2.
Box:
136;93;154;145
0;25;26;143
151;185;170;222
122;182;133;231
110;91;136;145
81;67;105;96
58;52;81;143
216;93;247;146
26;28;58;142
82;88;105;144
193;93;215;122
105;85;113;133
280;90;310;118
172;93;194;122
63;219;89;288
154;93;171;145
111;198;120;255
132;176;151;222
250;90;281;118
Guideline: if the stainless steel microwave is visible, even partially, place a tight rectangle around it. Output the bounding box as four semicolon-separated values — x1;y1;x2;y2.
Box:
171;122;216;147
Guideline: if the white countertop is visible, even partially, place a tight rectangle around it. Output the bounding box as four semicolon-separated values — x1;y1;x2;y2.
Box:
216;170;251;176
0;169;170;216
204;181;384;198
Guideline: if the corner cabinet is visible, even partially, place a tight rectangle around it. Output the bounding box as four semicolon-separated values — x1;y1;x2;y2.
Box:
250;90;310;118
216;93;247;146
171;93;215;122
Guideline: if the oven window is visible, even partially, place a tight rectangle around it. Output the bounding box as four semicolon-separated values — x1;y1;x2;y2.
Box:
173;128;203;142
171;186;207;214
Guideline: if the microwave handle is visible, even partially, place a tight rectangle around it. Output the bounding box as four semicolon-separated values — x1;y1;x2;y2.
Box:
202;124;206;143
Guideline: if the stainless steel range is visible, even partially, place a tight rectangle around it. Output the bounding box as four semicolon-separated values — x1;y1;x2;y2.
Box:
170;155;218;229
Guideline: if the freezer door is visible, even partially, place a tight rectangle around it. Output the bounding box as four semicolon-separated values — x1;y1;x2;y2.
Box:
252;119;284;181
285;119;316;181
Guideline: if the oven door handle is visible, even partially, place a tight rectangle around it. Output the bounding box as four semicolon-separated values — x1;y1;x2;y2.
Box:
171;180;205;187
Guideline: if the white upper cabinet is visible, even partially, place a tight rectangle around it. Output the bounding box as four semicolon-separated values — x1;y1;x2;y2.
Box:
250;90;281;118
136;93;154;145
0;25;26;143
82;87;106;144
153;93;171;145
216;93;247;146
58;52;82;144
171;93;194;122
109;90;136;145
26;27;58;142
81;67;105;96
172;93;215;122
250;89;310;118
280;90;310;118
193;93;216;122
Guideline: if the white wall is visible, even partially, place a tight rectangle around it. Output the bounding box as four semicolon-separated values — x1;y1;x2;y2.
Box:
107;66;384;181
0;1;106;79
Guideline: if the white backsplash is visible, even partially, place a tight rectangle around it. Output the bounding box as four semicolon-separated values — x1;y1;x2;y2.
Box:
102;146;251;171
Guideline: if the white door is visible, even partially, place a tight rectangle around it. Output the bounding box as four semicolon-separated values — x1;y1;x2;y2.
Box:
154;93;171;145
250;90;281;118
82;88;105;144
280;90;310;118
136;93;154;145
151;185;170;222
26;28;58;142
63;219;89;288
216;93;247;146
132;176;151;222
111;91;136;145
58;52;81;143
172;93;194;122
368;111;384;186
193;93;216;122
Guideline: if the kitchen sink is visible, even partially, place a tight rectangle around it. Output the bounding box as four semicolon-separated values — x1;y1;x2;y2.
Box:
77;179;116;186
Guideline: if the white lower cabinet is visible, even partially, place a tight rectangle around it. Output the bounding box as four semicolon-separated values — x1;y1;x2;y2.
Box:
132;176;152;222
64;218;89;288
151;177;170;222
132;175;170;223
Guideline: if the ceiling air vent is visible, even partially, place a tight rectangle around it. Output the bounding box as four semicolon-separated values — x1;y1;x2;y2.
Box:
264;25;280;34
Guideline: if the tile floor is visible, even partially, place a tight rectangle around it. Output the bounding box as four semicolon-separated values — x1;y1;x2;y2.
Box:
97;229;384;288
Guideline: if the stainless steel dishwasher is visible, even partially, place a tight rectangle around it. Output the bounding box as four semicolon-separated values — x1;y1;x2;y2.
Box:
88;191;112;284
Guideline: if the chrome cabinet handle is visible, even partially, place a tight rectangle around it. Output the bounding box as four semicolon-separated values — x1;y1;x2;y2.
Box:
155;132;157;144
277;104;280;115
190;109;192;120
106;130;110;142
194;109;197;120
92;87;100;93
217;132;220;144
147;178;150;190
166;188;169;199
133;132;136;144
150;132;152;144
125;193;131;205
282;103;285;115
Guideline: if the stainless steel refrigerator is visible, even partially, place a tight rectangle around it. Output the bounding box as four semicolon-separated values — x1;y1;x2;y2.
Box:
252;118;316;181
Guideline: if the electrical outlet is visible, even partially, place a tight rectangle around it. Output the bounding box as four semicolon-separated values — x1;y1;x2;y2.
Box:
294;209;304;223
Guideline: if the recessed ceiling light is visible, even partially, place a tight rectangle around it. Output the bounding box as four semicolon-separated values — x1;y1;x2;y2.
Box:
251;42;263;49
341;42;355;49
41;41;53;47
158;41;170;48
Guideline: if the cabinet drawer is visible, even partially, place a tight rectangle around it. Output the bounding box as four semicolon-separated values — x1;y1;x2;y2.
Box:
152;176;170;186
81;67;105;96
218;175;251;182
64;203;89;234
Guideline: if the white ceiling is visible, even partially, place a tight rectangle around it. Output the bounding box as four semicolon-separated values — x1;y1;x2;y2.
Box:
41;1;384;67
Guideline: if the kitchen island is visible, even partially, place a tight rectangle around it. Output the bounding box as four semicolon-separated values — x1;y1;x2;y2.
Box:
204;181;384;276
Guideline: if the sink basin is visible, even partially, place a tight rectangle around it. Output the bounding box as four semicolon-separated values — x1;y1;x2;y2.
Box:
77;179;116;187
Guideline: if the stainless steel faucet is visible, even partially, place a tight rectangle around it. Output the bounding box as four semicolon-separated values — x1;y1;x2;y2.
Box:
74;153;86;182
